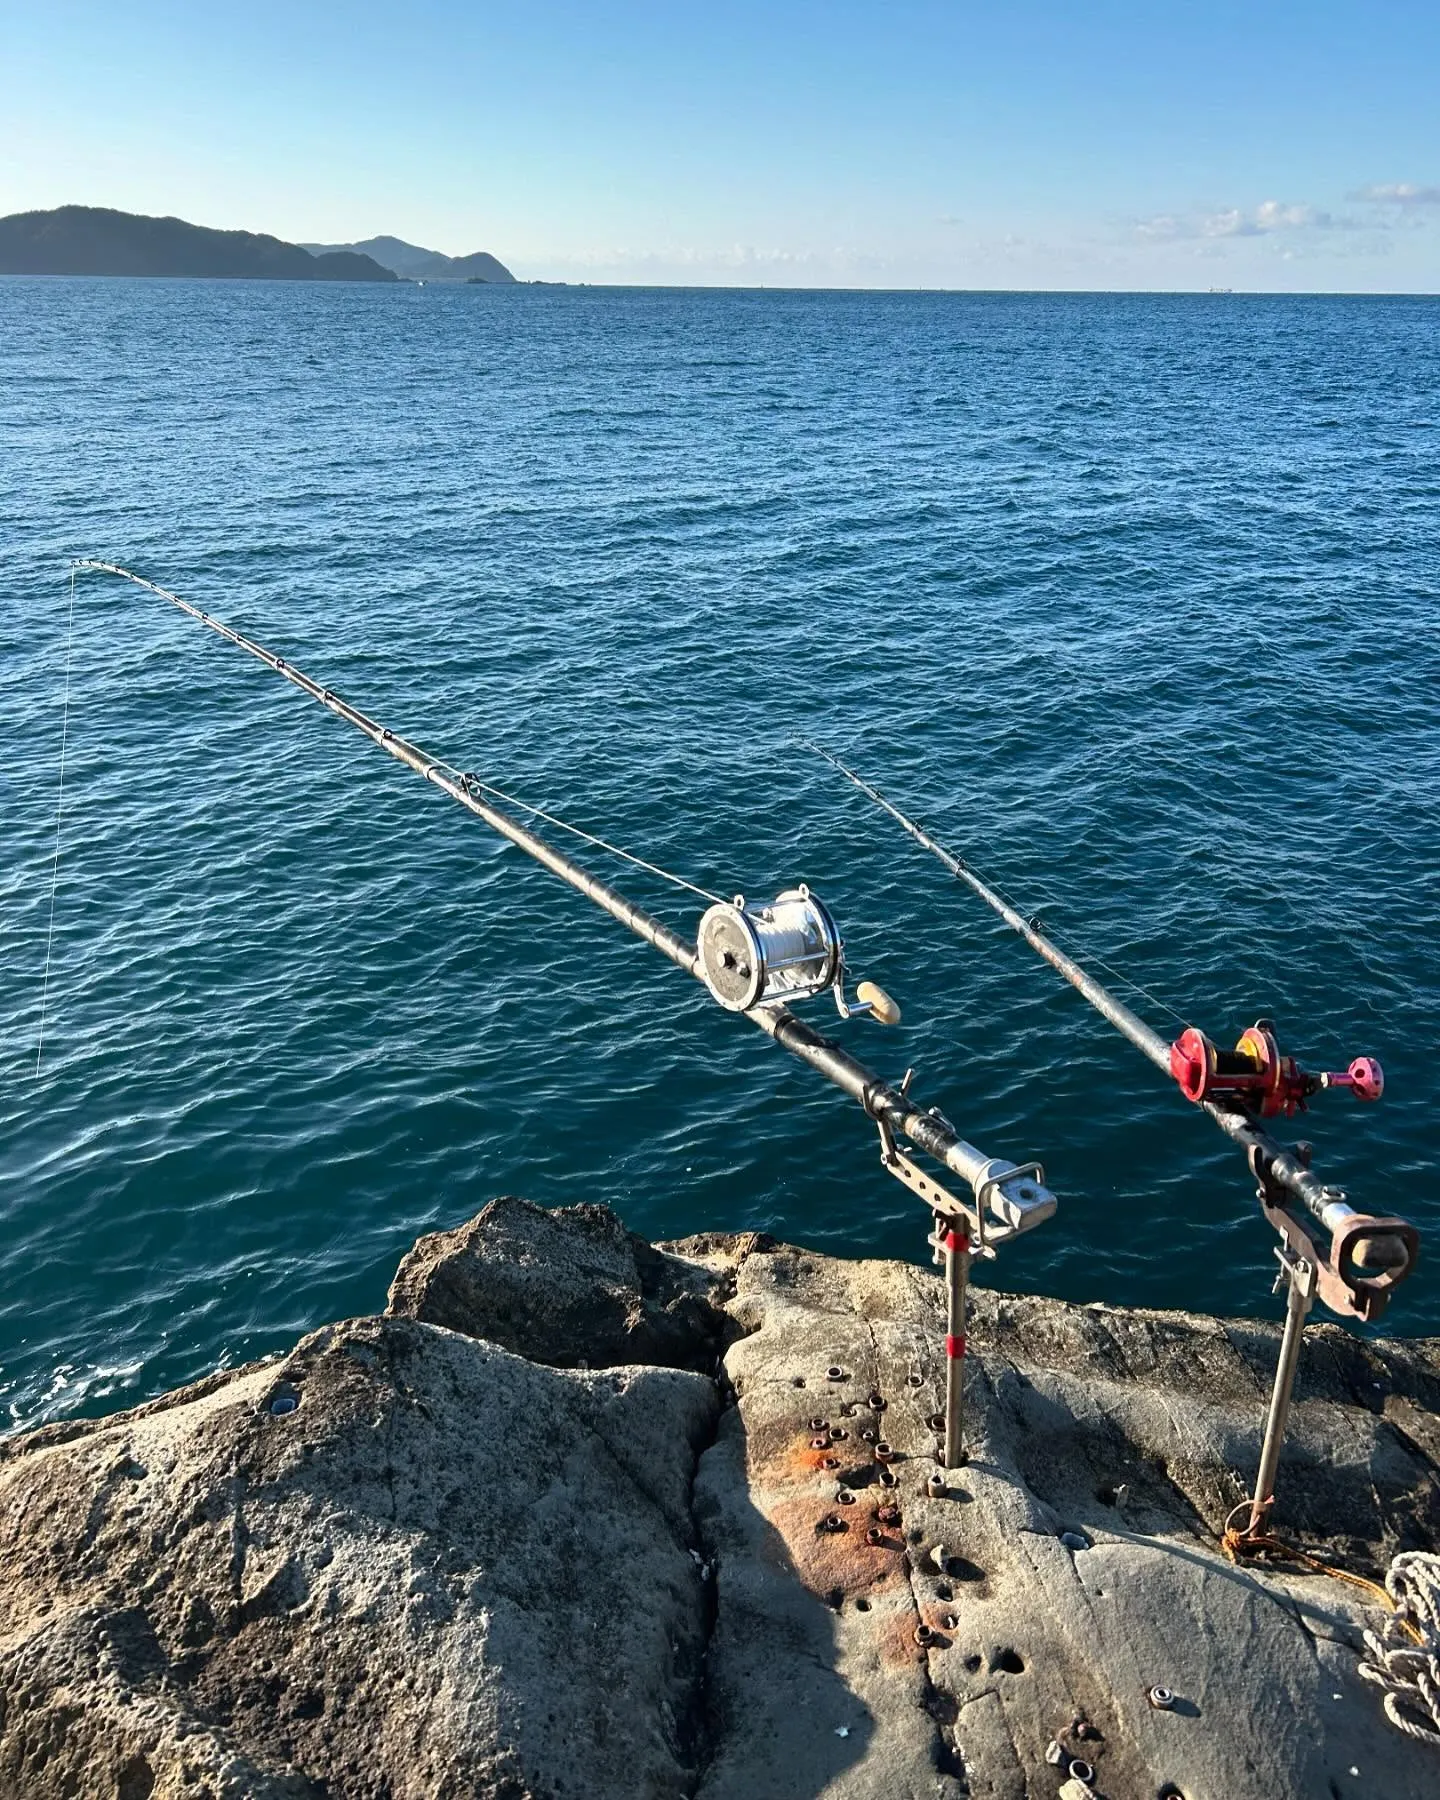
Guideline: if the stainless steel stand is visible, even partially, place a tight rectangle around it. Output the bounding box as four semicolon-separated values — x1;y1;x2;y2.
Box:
943;1224;971;1468
1244;1248;1317;1538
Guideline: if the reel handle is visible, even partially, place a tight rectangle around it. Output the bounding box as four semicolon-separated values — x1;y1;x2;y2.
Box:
1319;1056;1385;1102
854;980;901;1026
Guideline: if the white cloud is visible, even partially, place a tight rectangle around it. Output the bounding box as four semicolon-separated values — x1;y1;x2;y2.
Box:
1136;199;1357;241
1207;200;1331;236
1350;182;1440;205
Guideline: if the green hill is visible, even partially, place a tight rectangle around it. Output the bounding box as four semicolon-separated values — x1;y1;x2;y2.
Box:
302;234;516;282
0;207;399;281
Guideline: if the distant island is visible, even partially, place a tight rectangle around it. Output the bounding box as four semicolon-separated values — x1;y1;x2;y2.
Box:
301;234;516;283
0;207;399;282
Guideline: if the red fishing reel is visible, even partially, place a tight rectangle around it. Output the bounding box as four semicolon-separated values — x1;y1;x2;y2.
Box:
1169;1018;1383;1119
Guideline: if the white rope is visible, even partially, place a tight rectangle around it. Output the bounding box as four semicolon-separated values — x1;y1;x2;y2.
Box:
35;565;79;1076
1359;1550;1440;1747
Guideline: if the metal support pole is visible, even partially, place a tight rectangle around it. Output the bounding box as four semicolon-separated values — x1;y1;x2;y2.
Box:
943;1224;971;1468
1244;1251;1317;1538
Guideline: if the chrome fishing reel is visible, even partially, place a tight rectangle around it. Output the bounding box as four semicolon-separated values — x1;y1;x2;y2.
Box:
696;886;899;1022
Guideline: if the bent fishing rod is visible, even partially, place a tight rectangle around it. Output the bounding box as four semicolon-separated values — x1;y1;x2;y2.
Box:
68;563;1056;1465
813;745;1422;1536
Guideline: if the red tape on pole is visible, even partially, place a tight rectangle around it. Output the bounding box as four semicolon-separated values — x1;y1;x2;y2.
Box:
946;1333;966;1359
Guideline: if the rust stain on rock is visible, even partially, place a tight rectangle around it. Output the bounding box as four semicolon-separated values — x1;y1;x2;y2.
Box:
760;1494;911;1602
876;1607;931;1670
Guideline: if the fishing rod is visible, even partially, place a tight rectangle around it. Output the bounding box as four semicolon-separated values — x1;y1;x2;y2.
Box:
813;744;1421;1540
65;563;1058;1469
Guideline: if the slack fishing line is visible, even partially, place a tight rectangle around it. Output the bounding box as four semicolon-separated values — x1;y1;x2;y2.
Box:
50;561;1059;1472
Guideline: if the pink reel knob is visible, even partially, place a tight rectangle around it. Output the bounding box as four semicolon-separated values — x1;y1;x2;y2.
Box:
1347;1056;1384;1102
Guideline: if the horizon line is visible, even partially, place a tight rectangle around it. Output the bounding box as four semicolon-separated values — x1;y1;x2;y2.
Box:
3;272;1438;298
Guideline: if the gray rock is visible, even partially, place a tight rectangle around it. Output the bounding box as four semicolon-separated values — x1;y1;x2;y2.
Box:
0;1314;718;1798
387;1194;732;1373
690;1240;1440;1800
3;1203;1438;1800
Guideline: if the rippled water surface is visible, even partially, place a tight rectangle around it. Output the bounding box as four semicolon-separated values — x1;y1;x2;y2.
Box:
3;279;1438;1433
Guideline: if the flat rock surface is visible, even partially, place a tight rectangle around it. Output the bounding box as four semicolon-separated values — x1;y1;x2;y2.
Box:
2;1200;1437;1799
675;1235;1440;1800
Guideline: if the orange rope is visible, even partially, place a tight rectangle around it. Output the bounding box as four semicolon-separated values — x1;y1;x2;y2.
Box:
1221;1506;1424;1645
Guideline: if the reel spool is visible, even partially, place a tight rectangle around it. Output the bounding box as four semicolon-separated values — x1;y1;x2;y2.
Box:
1169;1018;1383;1119
697;886;899;1022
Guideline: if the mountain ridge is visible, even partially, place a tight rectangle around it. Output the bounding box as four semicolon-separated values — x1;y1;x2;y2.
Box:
302;234;516;283
0;206;398;282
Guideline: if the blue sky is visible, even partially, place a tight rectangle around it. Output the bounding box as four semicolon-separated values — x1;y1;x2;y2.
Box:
5;1;1438;289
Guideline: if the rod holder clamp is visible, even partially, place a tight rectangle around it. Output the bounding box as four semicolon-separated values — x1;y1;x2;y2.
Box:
875;1114;995;1254
1248;1145;1418;1323
875;1117;1054;1258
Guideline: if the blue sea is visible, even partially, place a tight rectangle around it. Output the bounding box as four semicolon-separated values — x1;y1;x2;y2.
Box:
2;279;1437;1436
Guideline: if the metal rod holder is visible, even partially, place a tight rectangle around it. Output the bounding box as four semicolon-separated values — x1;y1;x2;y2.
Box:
943;1222;971;1468
1243;1248;1317;1539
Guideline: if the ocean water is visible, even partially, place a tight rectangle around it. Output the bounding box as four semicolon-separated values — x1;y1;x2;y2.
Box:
2;279;1437;1436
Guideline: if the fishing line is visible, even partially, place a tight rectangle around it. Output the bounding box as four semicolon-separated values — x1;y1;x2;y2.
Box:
804;739;1190;1029
35;564;79;1076
1034;937;1189;1030
434;762;723;905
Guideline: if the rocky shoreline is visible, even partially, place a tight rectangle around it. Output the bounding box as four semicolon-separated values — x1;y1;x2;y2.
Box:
2;1197;1437;1798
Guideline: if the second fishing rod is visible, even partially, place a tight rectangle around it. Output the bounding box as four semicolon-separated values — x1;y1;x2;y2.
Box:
812;745;1416;1299
813;743;1422;1541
